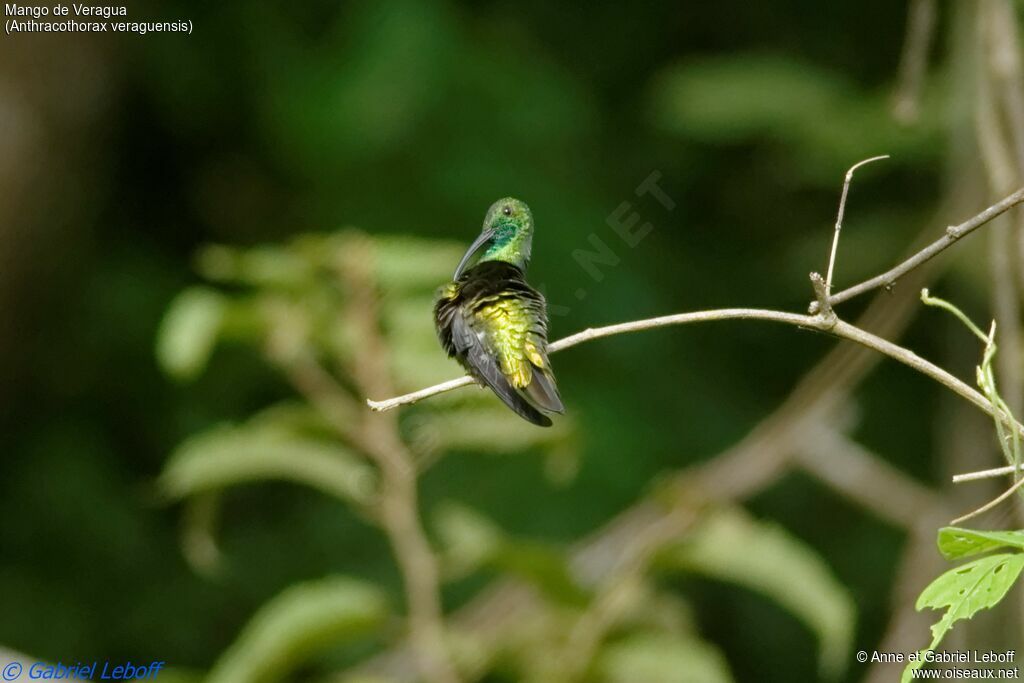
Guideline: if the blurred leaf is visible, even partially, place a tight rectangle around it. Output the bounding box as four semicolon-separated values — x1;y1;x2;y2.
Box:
208;576;388;683
385;295;456;389
434;501;588;605
651;55;847;142
410;405;574;456
597;632;734;683
434;501;505;577
660;507;854;678
156;287;227;380
247;401;340;440
374;237;466;292
542;445;580;487
937;526;1024;560
649;54;941;178
493;542;590;607
196;244;317;289
160;424;375;507
180;494;224;577
903;554;1024;682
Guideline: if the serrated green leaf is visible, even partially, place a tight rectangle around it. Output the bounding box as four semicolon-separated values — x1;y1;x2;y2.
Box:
209;576;388;683
597;632;734;683
156;287;227;380
917;553;1024;632
661;508;854;678
902;553;1024;682
160;425;376;506
938;526;1024;560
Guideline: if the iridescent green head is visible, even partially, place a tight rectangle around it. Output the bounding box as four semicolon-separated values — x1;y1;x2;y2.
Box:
453;198;534;278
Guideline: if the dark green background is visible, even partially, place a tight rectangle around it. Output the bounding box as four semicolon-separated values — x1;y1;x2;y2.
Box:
0;1;989;680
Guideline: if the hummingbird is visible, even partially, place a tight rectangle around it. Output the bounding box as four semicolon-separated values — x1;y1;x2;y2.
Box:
434;198;564;426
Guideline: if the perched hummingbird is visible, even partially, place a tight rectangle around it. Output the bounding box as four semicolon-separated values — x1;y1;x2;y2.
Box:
434;198;564;426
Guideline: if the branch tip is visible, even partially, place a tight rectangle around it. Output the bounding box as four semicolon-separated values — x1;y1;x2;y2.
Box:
825;154;890;298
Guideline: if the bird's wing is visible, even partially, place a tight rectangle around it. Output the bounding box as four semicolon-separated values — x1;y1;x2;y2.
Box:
451;311;552;427
433;282;460;357
518;291;564;414
475;288;564;415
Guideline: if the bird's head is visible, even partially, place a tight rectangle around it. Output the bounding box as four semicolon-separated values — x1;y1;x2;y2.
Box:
454;197;534;278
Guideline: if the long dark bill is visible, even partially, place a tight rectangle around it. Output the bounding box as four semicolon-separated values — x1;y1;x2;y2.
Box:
453;228;495;280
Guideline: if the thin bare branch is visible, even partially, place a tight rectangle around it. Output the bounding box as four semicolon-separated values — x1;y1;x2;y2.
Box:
825;155;890;295
951;475;1024;525
810;185;1024;313
368;308;814;411
953;462;1024;483
369;304;1023;449
367;375;476;411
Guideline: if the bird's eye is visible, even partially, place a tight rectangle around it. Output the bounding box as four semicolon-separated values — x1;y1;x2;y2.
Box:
502;206;512;216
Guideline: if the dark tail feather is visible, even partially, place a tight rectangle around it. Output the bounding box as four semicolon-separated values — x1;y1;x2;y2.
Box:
486;373;553;426
524;366;564;414
451;316;551;426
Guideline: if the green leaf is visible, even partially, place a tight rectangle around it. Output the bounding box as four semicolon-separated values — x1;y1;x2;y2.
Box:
156;287;227;380
374;237;467;291
434;501;506;577
208;576;388;683
433;502;589;605
492;542;590;607
660;508;854;678
409;405;574;456
597;632;734;683
160;424;376;506
937;526;1024;560
902;553;1024;682
650;56;847;142
649;54;941;180
195;243;315;289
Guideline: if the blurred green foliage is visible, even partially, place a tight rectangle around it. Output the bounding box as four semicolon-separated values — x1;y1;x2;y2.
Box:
149;228;857;680
0;0;986;681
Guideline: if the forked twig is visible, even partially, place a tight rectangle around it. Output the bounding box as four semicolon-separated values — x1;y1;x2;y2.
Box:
809;186;1024;313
